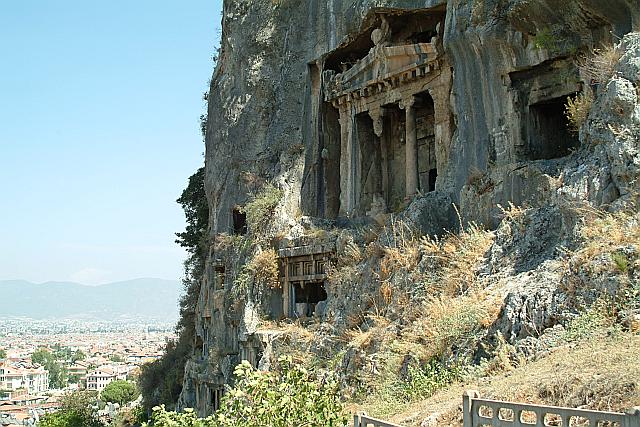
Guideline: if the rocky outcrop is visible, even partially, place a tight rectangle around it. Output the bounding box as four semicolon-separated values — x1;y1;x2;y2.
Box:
179;0;639;415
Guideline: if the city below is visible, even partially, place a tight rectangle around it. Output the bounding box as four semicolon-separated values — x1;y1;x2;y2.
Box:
0;318;176;426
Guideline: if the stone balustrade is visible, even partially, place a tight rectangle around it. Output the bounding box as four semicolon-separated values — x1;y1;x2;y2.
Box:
354;413;403;427
463;390;640;427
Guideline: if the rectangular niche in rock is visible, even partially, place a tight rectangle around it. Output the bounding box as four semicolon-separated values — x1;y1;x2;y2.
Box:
213;265;225;290
232;207;247;235
510;58;582;161
527;96;580;160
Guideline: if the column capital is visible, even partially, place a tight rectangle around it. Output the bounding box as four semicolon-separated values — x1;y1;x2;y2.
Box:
399;96;416;110
368;109;384;137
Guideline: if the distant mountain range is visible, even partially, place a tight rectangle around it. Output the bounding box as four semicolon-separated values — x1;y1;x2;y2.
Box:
0;278;182;321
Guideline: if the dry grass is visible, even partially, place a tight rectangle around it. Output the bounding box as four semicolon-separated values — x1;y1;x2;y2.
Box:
578;44;622;84
565;91;594;133
568;208;639;277
258;320;318;366
576;209;639;256
419;223;494;295
404;291;502;361
247;248;280;289
379;219;422;278
385;333;640;426
561;208;640;314
341;315;391;350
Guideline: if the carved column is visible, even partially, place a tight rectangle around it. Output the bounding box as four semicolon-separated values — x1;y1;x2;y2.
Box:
401;96;419;198
368;108;386;205
338;104;354;215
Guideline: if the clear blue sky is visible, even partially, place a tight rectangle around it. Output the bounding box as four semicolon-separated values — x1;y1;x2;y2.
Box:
0;1;222;285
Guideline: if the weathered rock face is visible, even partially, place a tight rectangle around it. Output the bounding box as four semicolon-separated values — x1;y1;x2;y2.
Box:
181;0;639;415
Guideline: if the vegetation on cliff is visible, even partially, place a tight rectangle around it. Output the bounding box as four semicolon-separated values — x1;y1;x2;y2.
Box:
144;357;347;427
139;167;208;412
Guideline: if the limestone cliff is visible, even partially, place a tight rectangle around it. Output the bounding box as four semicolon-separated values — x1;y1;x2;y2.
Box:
178;0;639;417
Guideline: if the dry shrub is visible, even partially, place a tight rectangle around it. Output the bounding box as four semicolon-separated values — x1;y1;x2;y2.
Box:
380;244;420;282
467;167;485;187
419;223;494;295
571;208;640;274
249;248;280;289
380;282;393;305
346;311;368;330
498;202;528;231
378;218;421;283
343;242;364;265
342;315;391;350
467;167;495;195
273;321;315;344
578;44;621;84
365;241;385;259
565;91;594;133
264;321;318;366
410;291;500;360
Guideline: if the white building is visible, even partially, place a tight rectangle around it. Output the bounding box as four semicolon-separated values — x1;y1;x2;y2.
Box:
86;365;130;393
0;360;49;395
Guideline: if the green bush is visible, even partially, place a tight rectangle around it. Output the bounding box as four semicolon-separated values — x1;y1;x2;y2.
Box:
101;380;139;406
144;357;347;427
564;299;614;342
394;360;464;401
241;184;283;237
39;391;103;427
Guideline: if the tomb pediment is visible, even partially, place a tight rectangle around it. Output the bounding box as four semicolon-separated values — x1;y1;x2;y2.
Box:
324;42;440;102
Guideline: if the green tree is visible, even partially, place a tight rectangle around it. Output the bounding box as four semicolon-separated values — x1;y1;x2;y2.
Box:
109;354;125;363
139;166;207;412
68;374;81;385
71;350;86;363
101;380;139;406
32;347;68;389
31;347;52;365
0;349;6;359
145;357;347;427
39;391;103;427
175;166;208;257
175;166;209;334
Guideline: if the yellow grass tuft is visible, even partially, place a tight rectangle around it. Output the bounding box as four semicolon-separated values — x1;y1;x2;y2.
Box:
419;223;494;296
578;44;622;84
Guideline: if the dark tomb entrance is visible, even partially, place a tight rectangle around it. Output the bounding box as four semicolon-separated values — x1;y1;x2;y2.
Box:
232;208;247;235
428;168;438;192
293;281;328;317
527;96;580;160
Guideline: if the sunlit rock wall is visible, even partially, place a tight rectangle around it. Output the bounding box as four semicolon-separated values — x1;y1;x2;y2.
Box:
180;0;639;414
